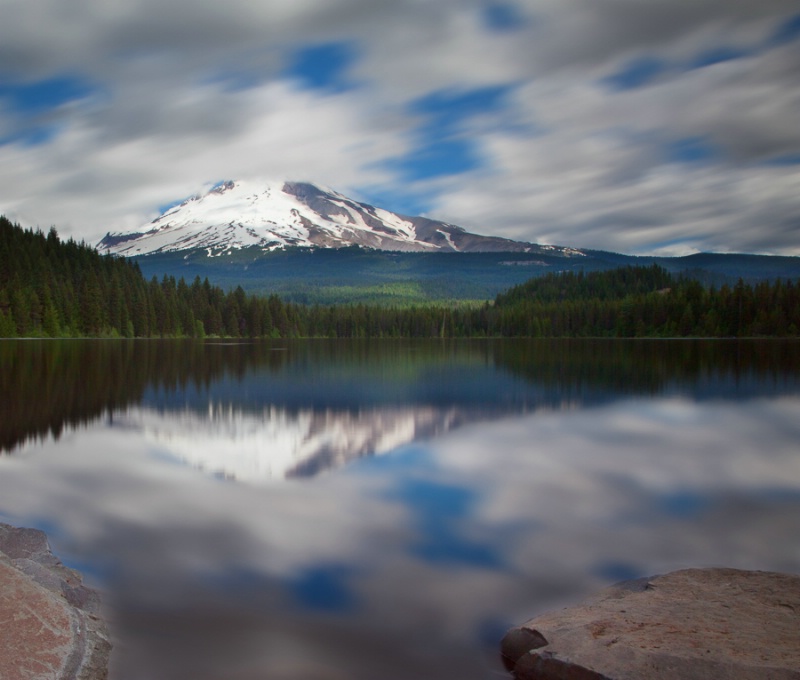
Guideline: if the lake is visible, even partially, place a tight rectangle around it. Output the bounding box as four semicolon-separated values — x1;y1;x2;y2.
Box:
1;338;800;680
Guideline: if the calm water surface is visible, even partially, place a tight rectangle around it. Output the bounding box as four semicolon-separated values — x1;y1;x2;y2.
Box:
1;339;800;679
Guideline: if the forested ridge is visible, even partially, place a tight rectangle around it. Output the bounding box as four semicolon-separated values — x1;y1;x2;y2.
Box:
1;216;798;338
491;265;799;337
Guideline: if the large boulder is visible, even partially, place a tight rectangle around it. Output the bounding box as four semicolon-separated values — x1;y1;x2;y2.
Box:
502;568;800;680
0;523;111;680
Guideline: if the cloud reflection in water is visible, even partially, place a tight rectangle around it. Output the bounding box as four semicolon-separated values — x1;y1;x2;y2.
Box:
2;339;800;679
1;392;799;679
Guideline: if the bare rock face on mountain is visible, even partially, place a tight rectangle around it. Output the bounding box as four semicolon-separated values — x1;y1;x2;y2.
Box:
0;523;111;680
501;568;800;680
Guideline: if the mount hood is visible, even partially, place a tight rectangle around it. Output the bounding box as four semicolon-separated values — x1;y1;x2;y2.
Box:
97;179;581;257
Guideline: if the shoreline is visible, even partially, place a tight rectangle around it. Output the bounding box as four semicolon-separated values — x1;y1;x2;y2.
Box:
0;523;111;680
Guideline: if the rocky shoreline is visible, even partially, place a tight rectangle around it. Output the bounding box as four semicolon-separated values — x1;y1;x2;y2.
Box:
3;533;798;680
0;523;111;680
501;568;800;680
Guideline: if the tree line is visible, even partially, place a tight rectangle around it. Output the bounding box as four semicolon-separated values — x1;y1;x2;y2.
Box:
487;264;800;338
1;216;798;338
0;216;296;338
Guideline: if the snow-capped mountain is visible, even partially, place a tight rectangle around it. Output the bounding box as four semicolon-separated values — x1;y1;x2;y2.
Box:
97;179;582;256
112;404;479;482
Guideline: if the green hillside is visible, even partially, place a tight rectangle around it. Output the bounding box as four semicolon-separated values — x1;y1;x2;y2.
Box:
131;246;595;304
132;245;800;305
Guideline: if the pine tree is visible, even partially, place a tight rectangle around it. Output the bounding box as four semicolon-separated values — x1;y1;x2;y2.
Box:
0;309;15;337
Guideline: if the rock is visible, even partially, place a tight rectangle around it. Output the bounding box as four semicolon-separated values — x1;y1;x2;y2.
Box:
0;523;111;680
501;627;550;671
502;568;800;680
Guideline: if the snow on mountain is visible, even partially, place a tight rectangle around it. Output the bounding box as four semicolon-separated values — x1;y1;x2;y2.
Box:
97;179;582;256
111;404;471;482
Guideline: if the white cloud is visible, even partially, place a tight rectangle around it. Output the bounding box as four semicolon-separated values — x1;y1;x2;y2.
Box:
424;38;800;255
519;0;798;69
433;134;800;255
0;80;409;240
0;0;798;253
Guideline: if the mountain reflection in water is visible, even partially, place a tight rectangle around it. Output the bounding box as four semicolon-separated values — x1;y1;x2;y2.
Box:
114;405;473;480
3;339;800;480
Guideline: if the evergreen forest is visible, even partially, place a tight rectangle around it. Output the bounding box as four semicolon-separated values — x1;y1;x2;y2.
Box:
2;216;799;339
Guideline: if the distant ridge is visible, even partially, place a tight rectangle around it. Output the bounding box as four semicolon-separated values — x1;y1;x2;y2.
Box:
97;179;584;257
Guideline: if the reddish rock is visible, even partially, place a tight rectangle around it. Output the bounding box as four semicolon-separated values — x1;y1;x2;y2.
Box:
0;523;111;680
502;568;800;680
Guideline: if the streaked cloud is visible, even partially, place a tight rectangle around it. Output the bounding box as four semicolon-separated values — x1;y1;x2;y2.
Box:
0;1;798;254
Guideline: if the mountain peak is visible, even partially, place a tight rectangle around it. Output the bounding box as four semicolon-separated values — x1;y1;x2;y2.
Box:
97;179;576;257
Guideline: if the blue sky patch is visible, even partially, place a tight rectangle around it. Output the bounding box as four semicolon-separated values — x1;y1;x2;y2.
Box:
0;123;62;148
482;1;528;32
288;564;358;613
355;186;435;218
0;74;94;114
665;136;718;164
685;13;799;71
284;41;359;92
768;12;800;46
387;478;504;569
387;137;483;181
410;84;514;132
603;56;667;90
658;490;711;519
157;197;189;215
385;84;515;181
412;523;503;568
391;478;475;519
688;45;751;70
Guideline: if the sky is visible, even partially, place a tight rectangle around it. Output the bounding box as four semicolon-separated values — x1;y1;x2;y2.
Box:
0;0;799;256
